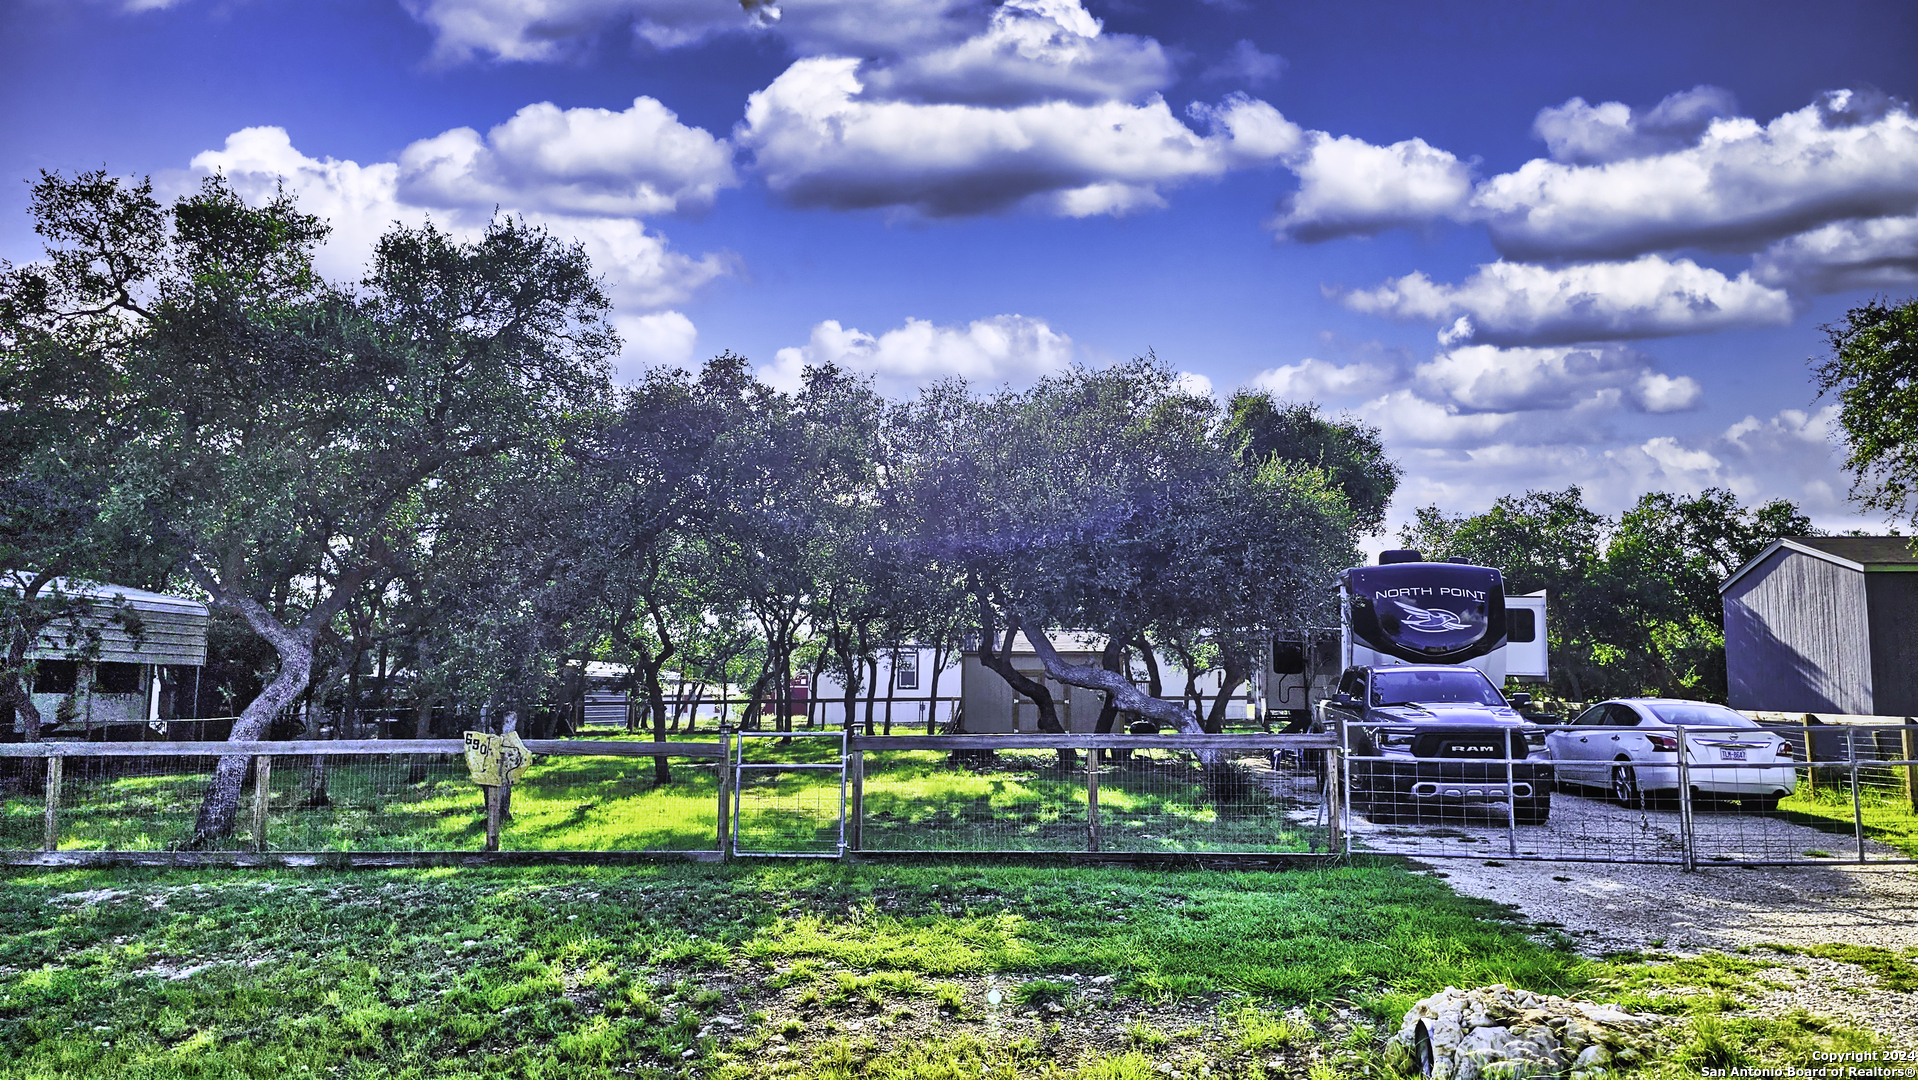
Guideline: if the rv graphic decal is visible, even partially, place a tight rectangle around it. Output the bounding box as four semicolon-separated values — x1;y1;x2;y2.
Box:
1393;603;1471;634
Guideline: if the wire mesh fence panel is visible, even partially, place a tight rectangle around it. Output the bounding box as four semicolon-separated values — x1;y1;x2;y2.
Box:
499;754;721;852
734;766;844;854
54;755;240;852
733;731;845;856
1829;725;1918;863
1672;723;1842;865
857;748;1087;852
265;753;474;852
1344;737;1689;864
1094;748;1330;854
0;760;52;849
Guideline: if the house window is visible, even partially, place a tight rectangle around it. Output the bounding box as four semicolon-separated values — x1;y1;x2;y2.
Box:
895;652;919;691
96;662;143;695
32;660;77;694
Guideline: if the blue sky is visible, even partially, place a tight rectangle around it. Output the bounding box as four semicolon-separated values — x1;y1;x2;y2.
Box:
5;0;1917;538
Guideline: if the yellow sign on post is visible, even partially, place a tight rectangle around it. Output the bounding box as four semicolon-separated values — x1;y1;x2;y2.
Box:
463;731;532;786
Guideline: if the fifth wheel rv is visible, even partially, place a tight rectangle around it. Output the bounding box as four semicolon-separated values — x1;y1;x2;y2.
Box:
1256;549;1548;723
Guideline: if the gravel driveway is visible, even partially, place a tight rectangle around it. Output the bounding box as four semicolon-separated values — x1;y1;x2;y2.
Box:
1350;789;1918;1047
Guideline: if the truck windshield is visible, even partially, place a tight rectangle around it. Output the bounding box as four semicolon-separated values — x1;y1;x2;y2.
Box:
1372;669;1505;707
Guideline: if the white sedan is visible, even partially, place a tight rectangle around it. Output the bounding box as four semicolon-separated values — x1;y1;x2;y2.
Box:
1545;699;1796;810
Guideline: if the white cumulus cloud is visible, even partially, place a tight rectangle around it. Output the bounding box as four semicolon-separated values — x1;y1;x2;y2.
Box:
1475;88;1918;261
1339;255;1793;346
611;310;700;377
762;314;1072;394
1269;133;1475;242
859;0;1173;107
1753;213;1918;294
1414;343;1701;414
736;58;1300;217
396;96;736;218
1531;85;1740;165
190;126;730;314
1247;357;1403;401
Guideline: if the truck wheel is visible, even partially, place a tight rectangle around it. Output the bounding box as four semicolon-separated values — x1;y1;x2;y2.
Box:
1514;795;1551;826
1357;789;1407;823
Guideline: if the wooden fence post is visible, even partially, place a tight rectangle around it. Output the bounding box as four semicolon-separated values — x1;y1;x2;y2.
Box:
44;757;62;852
1804;717;1817;797
1903;722;1917;814
484;784;502;851
251;755;273;852
1085;747;1100;853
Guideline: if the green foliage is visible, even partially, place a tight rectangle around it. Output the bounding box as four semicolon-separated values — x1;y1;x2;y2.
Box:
1814;296;1918;526
1404;485;1813;703
1225;393;1403;537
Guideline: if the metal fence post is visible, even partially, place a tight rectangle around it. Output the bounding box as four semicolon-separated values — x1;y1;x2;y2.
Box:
1327;747;1344;856
1676;727;1695;870
1085;746;1100;853
716;732;733;860
43;757;62;852
251;755;273;852
1850;727;1866;863
1504;747;1519;856
848;750;865;852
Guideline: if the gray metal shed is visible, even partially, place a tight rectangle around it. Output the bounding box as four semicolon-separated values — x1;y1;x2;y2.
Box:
1719;536;1918;715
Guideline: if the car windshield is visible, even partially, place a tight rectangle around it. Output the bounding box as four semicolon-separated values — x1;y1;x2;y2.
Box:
1372;669;1505;707
1643;703;1759;728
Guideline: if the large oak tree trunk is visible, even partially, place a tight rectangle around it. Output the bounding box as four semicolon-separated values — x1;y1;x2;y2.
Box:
187;560;372;843
970;592;1062;732
192;606;314;842
1019;625;1223;770
1091;636;1128;735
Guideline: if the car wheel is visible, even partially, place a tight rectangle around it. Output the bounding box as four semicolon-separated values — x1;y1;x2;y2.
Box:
1744;795;1781;812
1610;763;1640;806
1514;795;1551;826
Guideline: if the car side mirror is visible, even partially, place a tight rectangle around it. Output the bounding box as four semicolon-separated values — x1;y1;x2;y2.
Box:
1509;692;1532;707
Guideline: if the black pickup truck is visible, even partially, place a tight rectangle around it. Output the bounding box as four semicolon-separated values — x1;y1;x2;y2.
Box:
1322;664;1553;825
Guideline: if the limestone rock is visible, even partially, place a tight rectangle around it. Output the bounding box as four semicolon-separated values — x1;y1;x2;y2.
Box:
1395;985;1668;1080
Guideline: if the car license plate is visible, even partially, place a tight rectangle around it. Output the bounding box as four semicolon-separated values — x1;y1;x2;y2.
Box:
1719;748;1747;761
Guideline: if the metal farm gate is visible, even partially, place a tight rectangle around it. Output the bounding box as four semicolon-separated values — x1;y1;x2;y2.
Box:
1340;721;1918;868
730;730;848;857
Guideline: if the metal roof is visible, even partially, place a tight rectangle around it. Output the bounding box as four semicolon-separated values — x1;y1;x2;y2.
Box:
1718;536;1918;594
7;574;210;666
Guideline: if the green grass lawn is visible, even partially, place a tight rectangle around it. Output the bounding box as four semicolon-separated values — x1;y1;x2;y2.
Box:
0;859;1888;1079
1777;767;1918;858
0;859;1575;1079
